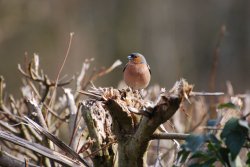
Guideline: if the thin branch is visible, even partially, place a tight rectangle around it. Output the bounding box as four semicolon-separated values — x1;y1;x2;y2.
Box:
76;59;93;92
26;124;43;142
190;91;224;96
89;60;122;82
202;126;223;130
82;60;122;90
46;32;74;118
18;58;73;88
24;117;90;167
68;102;83;151
43;103;67;121
78;90;104;100
159;124;180;149
2;140;39;162
0;130;84;167
0;120;20;134
26;97;48;130
84;140;117;159
151;133;189;140
0;150;39;167
154;139;162;167
0;107;20;123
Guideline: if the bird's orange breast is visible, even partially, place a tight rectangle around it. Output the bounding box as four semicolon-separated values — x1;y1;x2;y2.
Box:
123;63;151;90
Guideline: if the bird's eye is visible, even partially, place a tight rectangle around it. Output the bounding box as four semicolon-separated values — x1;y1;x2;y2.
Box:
131;54;138;58
128;53;139;60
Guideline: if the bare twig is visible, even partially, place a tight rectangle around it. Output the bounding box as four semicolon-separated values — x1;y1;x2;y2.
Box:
82;60;122;90
0;106;20;123
3;140;39;161
190;91;224;96
0;120;20;134
76;59;94;92
154;139;162;167
0;130;83;167
43;103;67;121
64;88;77;135
26;124;43;142
84;140;117;159
26;97;48;130
24;117;90;167
151;133;189;140
0;150;39;167
90;60;122;82
159;124;180;149
45;32;74;119
18;59;73;88
68;101;83;151
77;138;95;154
202;126;223;130
78;90;104;100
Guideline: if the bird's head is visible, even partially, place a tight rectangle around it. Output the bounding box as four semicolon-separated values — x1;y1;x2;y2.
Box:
128;53;147;64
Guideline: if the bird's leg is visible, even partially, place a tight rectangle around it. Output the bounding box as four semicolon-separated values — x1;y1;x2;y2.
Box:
138;89;144;99
130;88;143;99
126;86;133;92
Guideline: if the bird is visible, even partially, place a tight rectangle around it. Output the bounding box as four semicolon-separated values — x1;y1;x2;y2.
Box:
123;53;151;90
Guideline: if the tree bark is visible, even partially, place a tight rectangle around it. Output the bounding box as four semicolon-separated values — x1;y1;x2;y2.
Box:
106;93;181;167
82;79;191;167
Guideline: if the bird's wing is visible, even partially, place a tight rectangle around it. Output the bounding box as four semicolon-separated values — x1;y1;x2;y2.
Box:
147;64;151;74
123;63;128;72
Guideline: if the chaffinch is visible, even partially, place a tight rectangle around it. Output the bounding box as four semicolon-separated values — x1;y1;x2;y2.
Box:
123;53;151;90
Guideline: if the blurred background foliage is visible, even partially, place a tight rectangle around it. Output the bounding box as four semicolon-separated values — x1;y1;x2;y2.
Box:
0;0;250;96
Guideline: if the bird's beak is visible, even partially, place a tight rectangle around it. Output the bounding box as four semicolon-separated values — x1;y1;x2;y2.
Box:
127;55;132;60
